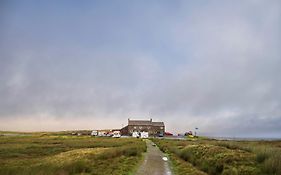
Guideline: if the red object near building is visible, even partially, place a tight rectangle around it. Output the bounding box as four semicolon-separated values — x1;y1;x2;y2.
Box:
165;132;173;136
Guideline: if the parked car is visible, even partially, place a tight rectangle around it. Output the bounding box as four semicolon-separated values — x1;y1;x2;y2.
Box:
98;131;107;137
184;131;193;136
165;132;173;136
140;132;149;138
106;132;113;137
132;132;140;138
112;131;121;138
91;130;98;136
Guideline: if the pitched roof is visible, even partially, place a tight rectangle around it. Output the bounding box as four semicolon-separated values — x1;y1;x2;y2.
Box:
128;119;165;126
152;122;165;127
128;120;152;126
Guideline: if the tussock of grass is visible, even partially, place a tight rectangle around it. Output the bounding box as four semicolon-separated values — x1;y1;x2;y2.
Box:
254;147;271;163
263;153;281;174
252;146;281;174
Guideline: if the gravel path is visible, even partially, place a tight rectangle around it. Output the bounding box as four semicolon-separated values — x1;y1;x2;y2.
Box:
136;139;172;175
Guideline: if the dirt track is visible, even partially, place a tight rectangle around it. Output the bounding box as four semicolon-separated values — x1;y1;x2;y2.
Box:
136;139;172;175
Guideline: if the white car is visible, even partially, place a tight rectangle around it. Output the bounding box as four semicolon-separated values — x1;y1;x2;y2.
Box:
132;132;140;138
140;132;149;138
98;131;107;137
91;130;98;136
112;131;121;138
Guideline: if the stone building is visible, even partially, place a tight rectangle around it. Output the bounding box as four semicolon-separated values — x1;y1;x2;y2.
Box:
120;119;165;136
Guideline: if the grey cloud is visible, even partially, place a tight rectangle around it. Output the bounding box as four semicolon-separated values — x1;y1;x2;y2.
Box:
0;1;281;137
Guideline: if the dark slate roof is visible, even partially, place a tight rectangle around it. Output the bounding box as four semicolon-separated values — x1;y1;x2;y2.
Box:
152;122;165;127
128;119;165;126
128;120;152;126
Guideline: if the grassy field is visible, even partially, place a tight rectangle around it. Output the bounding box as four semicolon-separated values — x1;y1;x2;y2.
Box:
1;131;280;175
0;132;146;175
152;138;281;175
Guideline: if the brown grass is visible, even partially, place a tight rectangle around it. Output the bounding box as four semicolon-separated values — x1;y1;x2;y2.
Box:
0;134;146;175
152;138;281;175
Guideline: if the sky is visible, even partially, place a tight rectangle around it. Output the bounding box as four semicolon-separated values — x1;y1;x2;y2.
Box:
0;0;281;138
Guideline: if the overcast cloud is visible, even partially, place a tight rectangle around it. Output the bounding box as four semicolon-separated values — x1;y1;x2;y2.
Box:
0;0;281;137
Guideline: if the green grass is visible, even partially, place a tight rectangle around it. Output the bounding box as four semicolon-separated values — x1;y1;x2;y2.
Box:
0;133;146;175
152;138;281;175
214;140;281;174
168;153;207;175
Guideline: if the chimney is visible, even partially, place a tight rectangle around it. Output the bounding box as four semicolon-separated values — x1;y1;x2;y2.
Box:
150;118;152;122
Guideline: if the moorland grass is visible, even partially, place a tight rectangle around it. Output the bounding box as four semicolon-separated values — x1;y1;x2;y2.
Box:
0;134;146;175
152;138;281;175
214;140;281;174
